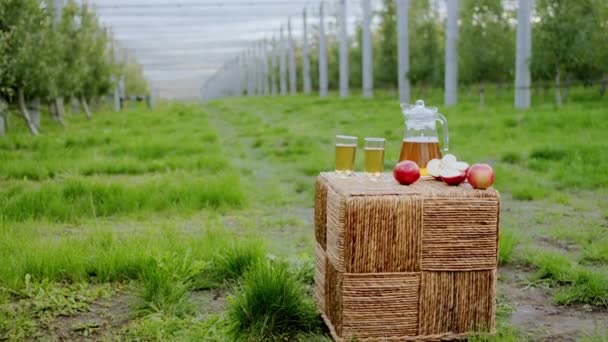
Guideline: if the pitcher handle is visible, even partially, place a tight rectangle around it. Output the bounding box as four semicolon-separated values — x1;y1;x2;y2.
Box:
434;113;449;153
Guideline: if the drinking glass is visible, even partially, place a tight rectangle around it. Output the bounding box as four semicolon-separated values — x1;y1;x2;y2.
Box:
335;135;357;177
364;137;385;180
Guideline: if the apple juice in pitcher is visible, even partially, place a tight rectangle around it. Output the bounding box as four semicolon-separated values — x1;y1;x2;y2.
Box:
399;137;442;174
399;100;449;175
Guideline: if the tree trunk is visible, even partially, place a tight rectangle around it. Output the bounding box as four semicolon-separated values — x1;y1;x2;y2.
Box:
27;98;41;130
554;69;562;107
80;96;91;119
479;83;485;106
71;97;79;114
0;102;5;137
600;77;607;97
55;98;67;127
17;89;39;135
563;73;571;101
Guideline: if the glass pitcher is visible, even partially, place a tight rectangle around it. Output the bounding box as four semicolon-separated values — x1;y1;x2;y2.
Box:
399;100;449;175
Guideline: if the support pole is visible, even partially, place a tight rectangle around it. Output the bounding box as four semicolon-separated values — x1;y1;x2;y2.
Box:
444;0;459;106
515;0;532;109
319;2;328;97
288;19;297;95
302;8;312;93
397;0;410;103
271;37;278;95
362;0;373;98
280;27;287;95
247;49;255;96
256;43;263;95
113;76;120;111
262;40;270;95
338;0;348;98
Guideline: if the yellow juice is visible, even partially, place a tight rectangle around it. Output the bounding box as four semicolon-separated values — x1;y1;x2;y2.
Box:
364;147;384;178
335;143;356;175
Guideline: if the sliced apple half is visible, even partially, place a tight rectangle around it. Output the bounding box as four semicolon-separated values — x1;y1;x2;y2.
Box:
440;168;467;186
426;158;442;179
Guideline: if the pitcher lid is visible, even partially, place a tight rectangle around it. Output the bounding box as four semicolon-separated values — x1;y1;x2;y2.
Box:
400;99;438;116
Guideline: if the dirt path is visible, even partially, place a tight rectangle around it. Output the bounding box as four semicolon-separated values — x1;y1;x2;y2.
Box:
500;266;607;341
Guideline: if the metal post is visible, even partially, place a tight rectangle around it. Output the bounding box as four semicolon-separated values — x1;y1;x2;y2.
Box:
319;2;328;97
150;88;157;109
256;43;263;95
247;49;255;96
397;0;410;103
362;0;373;98
515;0;532;109
53;0;63;23
339;0;348;98
279;26;287;95
113;76;120;111
288;18;297;95
53;0;65;118
235;56;242;96
119;76;125;109
445;0;459;106
271;36;278;95
302;7;311;94
262;40;270;95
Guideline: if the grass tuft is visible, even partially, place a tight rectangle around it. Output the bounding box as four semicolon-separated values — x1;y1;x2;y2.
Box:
580;239;608;265
524;249;608;307
136;253;203;318
529;147;568;161
553;269;608;307
498;230;518;265
525;250;575;284
226;261;320;340
203;239;266;288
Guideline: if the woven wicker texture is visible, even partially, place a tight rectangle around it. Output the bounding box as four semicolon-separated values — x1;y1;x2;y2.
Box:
422;198;499;270
318;172;498;199
345;195;422;273
342;272;420;338
326;261;343;335
314;242;327;312
419;270;496;335
326;186;347;272
315;178;329;248
315;172;500;341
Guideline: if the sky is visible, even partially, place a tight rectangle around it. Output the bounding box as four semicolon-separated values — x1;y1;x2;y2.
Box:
90;0;387;100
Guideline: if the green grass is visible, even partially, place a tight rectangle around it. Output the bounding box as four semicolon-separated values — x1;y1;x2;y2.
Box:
499;229;519;265
207;89;608;205
0;221;235;289
136;253;202;318
524;249;608;307
581;239;608;265
226;261;321;340
0;175;244;222
1;89;607;339
204;239;266;288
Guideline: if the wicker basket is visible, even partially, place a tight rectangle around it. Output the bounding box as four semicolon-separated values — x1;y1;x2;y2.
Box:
314;173;500;341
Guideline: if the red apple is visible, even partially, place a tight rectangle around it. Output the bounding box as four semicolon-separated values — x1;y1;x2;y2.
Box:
440;168;467;186
394;160;420;185
467;164;495;189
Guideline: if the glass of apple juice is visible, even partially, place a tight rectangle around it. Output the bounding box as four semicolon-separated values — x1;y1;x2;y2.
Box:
335;135;358;178
364;137;385;181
